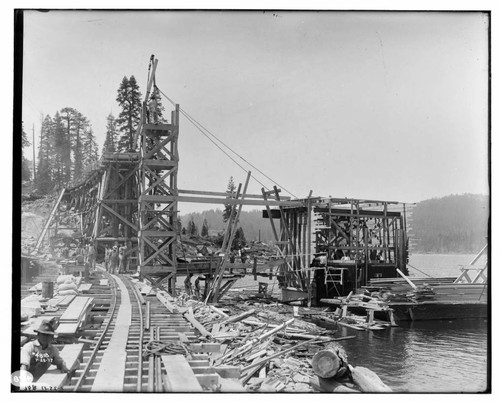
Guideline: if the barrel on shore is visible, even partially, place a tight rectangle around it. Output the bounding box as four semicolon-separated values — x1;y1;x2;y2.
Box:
42;281;54;299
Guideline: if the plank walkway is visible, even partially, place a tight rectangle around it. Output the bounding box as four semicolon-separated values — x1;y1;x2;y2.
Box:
91;274;131;392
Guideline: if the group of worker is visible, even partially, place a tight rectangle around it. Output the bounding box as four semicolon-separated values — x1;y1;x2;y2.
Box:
184;273;203;300
103;243;127;274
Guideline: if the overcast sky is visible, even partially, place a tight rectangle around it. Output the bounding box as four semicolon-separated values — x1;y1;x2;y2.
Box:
21;10;489;214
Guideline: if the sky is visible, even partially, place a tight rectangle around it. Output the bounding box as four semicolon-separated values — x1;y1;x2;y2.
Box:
19;9;490;214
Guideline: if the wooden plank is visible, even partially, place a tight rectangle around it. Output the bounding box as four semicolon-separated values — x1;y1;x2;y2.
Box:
156;292;179;313
78;284;92;293
189;360;210;368
184;308;211;338
162;355;203;392
56;322;80;336
46;296;65;306
195;373;220;388
59;297;93;322
188;343;222;353
142;194;302;207
29;282;42;292
178;332;189;343
178;188;291;201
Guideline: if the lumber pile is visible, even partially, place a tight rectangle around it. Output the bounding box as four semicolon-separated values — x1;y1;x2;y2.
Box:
161;291;360;392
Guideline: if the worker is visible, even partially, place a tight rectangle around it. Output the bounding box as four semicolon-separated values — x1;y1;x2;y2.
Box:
20;320;70;382
194;276;201;300
184;273;193;295
110;245;119;274
88;243;96;270
104;245;111;272
118;243;127;273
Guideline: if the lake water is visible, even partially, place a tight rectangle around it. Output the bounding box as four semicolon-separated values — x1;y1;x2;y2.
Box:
184;253;490;392
340;253;490;393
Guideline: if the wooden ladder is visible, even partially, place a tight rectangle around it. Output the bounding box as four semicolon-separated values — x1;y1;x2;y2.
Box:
324;267;344;285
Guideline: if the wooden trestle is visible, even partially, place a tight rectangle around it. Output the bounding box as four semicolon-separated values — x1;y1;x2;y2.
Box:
34;57;412;307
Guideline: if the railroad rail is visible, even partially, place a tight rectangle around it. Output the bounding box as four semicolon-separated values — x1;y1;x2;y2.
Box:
49;268;219;392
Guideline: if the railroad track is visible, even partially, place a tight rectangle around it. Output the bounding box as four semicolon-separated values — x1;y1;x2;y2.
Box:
64;272;145;391
62;270;202;392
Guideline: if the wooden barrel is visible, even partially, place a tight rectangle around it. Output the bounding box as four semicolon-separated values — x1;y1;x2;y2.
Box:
42;281;54;299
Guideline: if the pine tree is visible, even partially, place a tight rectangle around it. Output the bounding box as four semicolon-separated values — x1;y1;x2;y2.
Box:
102;113;118;154
82;126;99;176
60;107;86;181
52;112;72;188
201;218;209;237
116;75;142;152
21;124;31;181
35;115;55;194
223;176;237;222
187;217;198;237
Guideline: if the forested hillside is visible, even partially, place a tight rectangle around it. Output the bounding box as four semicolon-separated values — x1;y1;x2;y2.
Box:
180;193;490;254
409;194;489;253
179;209;276;243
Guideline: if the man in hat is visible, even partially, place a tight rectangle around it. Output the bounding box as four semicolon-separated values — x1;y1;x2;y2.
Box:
20;320;70;382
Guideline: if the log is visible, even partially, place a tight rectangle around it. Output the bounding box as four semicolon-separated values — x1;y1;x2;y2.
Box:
221;309;256;324
311;350;341;379
351;366;392;392
310;376;359;393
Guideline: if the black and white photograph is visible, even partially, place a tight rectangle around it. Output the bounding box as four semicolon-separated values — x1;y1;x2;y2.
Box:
12;4;493;395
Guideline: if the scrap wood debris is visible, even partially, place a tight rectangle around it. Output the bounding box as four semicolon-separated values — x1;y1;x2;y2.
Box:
156;286;358;392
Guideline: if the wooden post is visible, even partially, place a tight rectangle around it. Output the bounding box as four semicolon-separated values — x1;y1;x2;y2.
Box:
212;171;251;302
253;258;257;281
306;193;312;307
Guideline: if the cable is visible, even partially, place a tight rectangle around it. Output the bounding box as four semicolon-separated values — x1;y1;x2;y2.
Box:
156;87;298;199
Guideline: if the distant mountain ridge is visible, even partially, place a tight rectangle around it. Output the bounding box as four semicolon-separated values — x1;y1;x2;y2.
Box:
180;193;490;253
409;193;489;254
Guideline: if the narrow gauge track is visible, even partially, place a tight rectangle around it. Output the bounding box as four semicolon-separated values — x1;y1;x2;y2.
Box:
64;271;145;392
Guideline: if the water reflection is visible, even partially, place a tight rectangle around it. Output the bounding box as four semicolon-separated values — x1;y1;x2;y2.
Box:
338;319;488;392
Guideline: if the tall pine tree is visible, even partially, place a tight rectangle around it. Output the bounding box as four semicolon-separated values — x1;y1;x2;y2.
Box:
52;112;72;189
223;176;237;222
35;115;55;194
201;218;209;237
21;124;31;181
116;75;142;152
102;113;118;154
82;127;99;176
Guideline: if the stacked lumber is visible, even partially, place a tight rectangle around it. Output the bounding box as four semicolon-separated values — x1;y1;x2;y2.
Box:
57;296;94;336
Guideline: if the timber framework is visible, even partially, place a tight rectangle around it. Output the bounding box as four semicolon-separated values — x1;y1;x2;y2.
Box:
31;57;412;305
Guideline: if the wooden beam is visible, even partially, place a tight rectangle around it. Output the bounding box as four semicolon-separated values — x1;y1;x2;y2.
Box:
178;188;291;201
141;194;302;207
183;307;211;338
161;355;204;392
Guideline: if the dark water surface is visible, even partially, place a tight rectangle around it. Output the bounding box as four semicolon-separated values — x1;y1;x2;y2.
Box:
338;319;489;392
342;253;490;393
